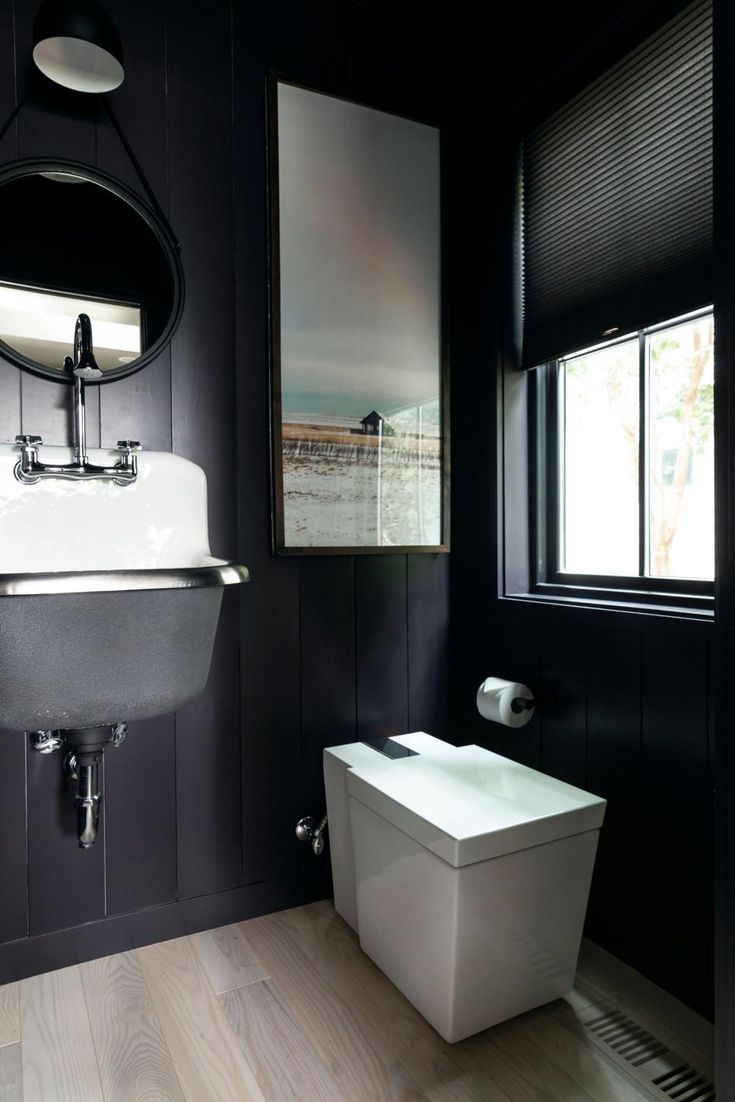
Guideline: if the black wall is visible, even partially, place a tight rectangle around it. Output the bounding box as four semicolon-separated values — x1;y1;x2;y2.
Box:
445;7;717;1023
0;0;449;979
0;0;725;1066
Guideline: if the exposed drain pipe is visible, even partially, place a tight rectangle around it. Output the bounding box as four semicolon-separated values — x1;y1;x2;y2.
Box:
73;756;101;849
31;723;127;849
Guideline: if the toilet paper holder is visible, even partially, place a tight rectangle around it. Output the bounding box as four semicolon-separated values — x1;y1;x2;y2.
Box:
510;695;535;714
476;676;537;728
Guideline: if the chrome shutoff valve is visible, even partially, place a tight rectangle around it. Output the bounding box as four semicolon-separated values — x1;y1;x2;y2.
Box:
295;813;328;856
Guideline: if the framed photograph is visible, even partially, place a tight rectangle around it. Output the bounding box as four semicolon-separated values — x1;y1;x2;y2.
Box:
268;77;448;554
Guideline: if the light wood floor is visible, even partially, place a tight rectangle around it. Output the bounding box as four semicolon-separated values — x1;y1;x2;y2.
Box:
0;900;667;1101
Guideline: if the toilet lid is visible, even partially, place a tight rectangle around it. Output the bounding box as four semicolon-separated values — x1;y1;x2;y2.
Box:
346;744;606;867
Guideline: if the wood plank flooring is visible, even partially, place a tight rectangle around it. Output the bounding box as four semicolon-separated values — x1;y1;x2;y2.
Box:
0;902;664;1101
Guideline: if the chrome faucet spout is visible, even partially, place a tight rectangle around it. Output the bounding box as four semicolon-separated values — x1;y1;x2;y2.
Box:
14;315;141;486
64;355;89;465
73;314;103;381
67;314;101;465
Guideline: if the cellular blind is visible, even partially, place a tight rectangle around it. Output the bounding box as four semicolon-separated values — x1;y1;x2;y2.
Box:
521;0;712;369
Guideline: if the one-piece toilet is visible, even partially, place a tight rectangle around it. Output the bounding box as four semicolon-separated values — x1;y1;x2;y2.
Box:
324;732;606;1043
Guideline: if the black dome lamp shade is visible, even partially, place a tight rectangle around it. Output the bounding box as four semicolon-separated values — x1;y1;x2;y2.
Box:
33;0;124;94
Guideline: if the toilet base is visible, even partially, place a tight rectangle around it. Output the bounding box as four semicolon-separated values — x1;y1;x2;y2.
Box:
351;796;600;1043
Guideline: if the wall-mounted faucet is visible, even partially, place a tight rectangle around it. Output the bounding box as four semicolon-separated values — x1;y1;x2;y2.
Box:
14;313;141;486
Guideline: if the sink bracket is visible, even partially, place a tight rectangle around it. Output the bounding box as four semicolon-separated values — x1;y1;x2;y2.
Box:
30;730;64;754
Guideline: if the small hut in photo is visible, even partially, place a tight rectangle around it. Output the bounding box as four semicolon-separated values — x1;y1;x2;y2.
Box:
361;410;390;435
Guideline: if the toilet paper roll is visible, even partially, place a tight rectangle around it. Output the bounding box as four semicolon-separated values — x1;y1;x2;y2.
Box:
476;676;535;728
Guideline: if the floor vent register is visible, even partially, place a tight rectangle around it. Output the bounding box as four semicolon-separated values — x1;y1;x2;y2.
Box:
582;1008;715;1102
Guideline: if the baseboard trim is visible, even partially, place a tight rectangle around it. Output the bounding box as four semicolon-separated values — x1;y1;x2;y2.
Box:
0;867;330;985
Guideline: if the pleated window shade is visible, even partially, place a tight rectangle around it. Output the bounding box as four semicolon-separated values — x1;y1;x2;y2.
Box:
521;0;713;369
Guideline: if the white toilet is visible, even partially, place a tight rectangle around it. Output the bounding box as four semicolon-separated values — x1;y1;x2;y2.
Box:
324;732;606;1043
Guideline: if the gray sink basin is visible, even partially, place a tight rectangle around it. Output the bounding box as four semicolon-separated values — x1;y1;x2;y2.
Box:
0;564;247;730
0;444;249;733
0;443;249;849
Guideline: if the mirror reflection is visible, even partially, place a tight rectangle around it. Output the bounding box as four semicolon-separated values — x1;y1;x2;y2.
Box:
0;169;178;378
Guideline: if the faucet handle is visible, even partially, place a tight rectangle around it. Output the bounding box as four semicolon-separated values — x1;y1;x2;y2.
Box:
15;434;42;446
116;440;141;451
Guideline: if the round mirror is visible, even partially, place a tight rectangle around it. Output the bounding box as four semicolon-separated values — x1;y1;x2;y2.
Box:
0;159;183;382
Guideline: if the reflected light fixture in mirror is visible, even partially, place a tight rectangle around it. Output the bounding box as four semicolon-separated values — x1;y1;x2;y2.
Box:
32;0;124;94
0;285;141;373
0;161;183;383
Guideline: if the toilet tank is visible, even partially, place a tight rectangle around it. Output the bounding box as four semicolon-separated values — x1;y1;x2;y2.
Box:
323;732;456;931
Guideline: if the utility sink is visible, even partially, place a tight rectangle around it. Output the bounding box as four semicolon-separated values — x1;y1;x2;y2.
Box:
0;443;249;731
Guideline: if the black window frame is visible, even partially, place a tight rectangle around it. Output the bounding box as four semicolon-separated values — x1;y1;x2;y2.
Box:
530;308;715;615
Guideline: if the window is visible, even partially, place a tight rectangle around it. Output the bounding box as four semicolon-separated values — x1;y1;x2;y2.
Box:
534;310;714;607
515;0;714;612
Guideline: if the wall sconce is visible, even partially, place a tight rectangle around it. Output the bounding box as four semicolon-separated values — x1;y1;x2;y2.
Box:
32;0;124;94
0;0;179;262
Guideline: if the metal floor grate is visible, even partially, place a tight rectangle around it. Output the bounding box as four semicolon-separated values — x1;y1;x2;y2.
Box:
582;1008;715;1101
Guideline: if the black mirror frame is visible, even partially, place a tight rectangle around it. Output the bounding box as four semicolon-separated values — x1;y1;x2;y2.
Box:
0;157;184;384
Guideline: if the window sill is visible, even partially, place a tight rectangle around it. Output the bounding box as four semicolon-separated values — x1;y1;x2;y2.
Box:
504;585;715;624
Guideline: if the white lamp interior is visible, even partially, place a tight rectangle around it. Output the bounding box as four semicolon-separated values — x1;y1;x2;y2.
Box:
32;36;124;93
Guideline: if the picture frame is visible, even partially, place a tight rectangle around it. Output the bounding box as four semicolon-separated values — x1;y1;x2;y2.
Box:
267;76;449;555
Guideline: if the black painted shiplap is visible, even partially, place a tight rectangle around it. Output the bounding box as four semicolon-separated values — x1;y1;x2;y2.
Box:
639;633;713;1011
0;0;448;974
27;742;106;936
539;622;588;789
447;63;716;1019
0;732;26;944
407;555;450;736
104;716;177;916
585;627;645;963
356;556;409;740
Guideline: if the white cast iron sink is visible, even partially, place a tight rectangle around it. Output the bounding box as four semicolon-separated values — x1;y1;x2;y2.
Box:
0;444;248;731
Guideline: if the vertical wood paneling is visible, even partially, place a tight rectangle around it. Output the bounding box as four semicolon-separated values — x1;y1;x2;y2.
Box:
12;1;97;450
540;622;588;788
27;743;105;936
0;0;15;167
95;0;168;199
585;627;643;962
20;376;77;447
292;0;351;96
167;0;236;554
0;363;20;445
0;733;27;944
0;0;451;982
11;0;121;943
233;3;301;888
239;554;301;885
0;0;19;443
479;607;542;768
356;556;409;739
167;0;242;900
299;557;357;871
640;632;713;1017
99;366;171;452
176;596;242;898
407;555;449;737
95;0;170;456
104;716;177;916
349;2;430;120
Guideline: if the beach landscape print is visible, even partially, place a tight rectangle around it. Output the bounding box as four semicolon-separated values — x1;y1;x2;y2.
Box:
271;81;445;552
